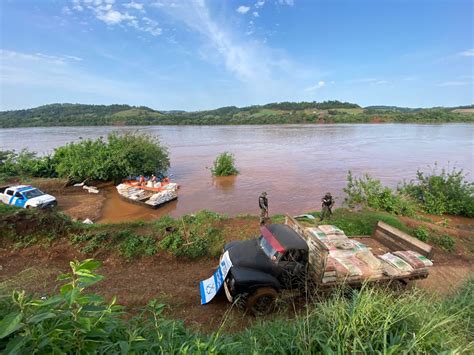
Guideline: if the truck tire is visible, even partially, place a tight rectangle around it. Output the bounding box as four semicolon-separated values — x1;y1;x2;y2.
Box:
246;287;278;316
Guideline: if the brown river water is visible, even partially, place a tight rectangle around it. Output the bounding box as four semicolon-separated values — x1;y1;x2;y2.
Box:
1;124;473;223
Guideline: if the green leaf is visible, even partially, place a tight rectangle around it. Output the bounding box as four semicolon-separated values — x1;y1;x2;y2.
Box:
57;273;72;281
4;334;27;354
60;284;73;295
27;312;56;324
65;288;80;306
77;259;101;272
0;312;22;339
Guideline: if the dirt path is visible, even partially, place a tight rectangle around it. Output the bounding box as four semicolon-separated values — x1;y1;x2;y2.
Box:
2;230;472;334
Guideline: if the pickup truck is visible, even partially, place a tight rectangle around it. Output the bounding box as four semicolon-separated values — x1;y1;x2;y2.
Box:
219;216;433;315
0;185;57;209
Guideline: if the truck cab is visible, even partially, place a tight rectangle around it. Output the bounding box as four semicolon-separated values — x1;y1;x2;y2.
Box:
222;224;308;315
0;185;57;209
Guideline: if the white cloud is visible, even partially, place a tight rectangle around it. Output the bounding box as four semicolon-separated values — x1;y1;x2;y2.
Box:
305;81;325;91
350;78;389;85
97;9;135;24
236;6;250;14
278;0;294;6
351;78;377;83
71;0;162;36
437;81;471;87
255;1;265;8
253;11;259;17
123;1;144;11
138;17;162;36
151;0;318;103
151;1;179;8
72;0;83;11
458;48;474;57
63;55;83;61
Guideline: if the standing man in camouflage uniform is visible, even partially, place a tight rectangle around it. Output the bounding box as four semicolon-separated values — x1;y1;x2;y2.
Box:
259;192;269;225
320;192;334;221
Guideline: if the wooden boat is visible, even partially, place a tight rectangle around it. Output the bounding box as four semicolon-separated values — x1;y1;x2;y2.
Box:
116;179;179;209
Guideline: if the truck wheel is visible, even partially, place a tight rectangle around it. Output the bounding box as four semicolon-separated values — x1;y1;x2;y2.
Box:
246;287;277;316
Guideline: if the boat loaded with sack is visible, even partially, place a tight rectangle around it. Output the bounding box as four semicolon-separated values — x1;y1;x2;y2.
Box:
116;178;179;208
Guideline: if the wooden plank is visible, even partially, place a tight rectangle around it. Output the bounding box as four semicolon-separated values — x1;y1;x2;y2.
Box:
372;221;434;258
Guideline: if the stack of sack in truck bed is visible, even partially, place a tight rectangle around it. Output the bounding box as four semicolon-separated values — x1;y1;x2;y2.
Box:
379;251;432;277
306;226;383;283
306;225;432;283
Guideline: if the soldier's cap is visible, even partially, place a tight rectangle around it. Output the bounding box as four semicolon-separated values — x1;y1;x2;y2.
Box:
326;192;332;196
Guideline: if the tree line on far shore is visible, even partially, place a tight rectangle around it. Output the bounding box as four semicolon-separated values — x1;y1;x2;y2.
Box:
0;101;473;127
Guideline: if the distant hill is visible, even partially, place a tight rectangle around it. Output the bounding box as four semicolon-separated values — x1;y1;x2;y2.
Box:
0;101;472;128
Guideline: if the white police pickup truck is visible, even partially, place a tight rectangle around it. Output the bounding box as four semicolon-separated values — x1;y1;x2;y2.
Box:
0;185;57;209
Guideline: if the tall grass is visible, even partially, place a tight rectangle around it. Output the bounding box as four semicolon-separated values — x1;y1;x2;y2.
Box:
1;260;472;353
309;208;411;236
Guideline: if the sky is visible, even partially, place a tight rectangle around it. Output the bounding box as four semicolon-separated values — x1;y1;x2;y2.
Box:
0;0;473;111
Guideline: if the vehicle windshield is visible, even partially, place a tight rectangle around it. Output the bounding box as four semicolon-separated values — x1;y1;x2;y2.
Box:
22;188;45;199
258;235;282;261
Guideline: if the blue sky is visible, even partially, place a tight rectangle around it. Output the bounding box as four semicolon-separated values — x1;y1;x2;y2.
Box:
1;0;473;110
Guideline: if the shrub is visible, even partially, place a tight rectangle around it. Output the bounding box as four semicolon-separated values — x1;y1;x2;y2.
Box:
327;209;411;236
119;232;158;261
413;226;430;242
159;210;224;258
211;152;239;176
434;234;455;252
344;171;416;216
54;132;169;183
0;149;57;179
402;165;474;217
412;226;455;252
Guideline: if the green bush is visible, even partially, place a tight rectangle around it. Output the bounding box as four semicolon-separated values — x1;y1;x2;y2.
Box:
1;261;472;353
412;226;455;252
413;226;430;242
54;132;169;183
211;152;239;176
327;209;411;236
118;231;158;261
434;234;455;252
0;149;57;180
344;171;416;216
1;133;170;183
402;166;474;217
159;210;224;258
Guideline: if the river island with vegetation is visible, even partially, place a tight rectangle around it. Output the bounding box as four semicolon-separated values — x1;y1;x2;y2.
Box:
1;101;473;127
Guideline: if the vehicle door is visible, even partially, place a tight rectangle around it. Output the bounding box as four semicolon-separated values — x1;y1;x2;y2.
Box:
277;249;307;288
14;191;27;208
4;189;15;205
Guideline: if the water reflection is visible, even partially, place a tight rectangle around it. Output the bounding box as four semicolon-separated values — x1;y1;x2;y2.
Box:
213;175;237;192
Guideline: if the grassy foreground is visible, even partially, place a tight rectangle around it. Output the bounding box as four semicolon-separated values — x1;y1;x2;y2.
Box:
1;259;472;353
